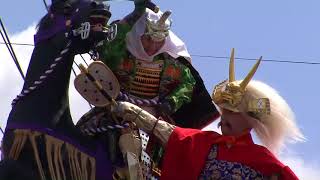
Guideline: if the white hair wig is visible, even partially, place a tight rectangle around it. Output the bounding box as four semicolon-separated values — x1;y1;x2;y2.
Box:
243;80;305;155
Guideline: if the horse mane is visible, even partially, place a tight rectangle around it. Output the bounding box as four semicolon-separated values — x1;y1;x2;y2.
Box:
36;14;53;32
36;0;76;32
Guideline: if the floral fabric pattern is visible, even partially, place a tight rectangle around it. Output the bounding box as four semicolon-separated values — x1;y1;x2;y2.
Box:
199;145;264;180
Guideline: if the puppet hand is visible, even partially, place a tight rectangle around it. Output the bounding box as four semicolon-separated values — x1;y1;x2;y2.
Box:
112;101;158;131
112;101;143;122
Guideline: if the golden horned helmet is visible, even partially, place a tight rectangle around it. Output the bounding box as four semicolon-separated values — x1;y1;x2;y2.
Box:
212;49;271;120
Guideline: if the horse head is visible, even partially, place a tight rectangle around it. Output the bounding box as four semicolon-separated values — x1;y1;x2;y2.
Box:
36;0;111;53
8;0;111;129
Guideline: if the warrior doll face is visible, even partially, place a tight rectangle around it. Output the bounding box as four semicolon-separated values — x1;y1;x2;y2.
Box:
219;108;252;136
140;34;165;56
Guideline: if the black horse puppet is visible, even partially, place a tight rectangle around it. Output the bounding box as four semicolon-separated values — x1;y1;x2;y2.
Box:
0;1;116;180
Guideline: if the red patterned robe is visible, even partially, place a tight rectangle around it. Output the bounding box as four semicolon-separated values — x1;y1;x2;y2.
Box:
161;127;298;180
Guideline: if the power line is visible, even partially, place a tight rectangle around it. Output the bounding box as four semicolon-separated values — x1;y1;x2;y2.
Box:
1;41;320;65
191;54;320;65
0;42;34;47
0;19;25;80
42;0;49;12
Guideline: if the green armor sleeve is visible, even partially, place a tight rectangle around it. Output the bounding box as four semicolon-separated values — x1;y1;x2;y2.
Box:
165;63;196;113
97;23;131;69
98;1;147;68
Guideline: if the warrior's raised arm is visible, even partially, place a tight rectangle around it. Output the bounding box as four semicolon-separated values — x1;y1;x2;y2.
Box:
120;0;159;26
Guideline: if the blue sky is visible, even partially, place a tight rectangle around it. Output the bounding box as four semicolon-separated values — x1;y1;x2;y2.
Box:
1;0;320;178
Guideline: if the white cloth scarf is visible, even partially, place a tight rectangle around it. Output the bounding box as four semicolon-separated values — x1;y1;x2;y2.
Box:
125;9;191;62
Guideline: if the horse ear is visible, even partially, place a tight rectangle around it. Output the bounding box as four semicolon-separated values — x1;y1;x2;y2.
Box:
50;0;73;16
91;1;98;8
63;2;73;16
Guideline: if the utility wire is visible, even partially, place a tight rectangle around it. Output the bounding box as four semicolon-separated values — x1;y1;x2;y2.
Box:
0;19;25;80
1;41;320;65
0;42;34;46
0;33;16;62
192;54;320;65
42;0;50;12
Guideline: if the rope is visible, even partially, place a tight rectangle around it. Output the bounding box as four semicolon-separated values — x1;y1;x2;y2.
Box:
82;123;130;135
118;91;159;106
11;41;72;106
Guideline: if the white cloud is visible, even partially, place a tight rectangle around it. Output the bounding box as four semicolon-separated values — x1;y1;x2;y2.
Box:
280;154;320;180
69;54;95;122
0;24;92;131
0;24;36;129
